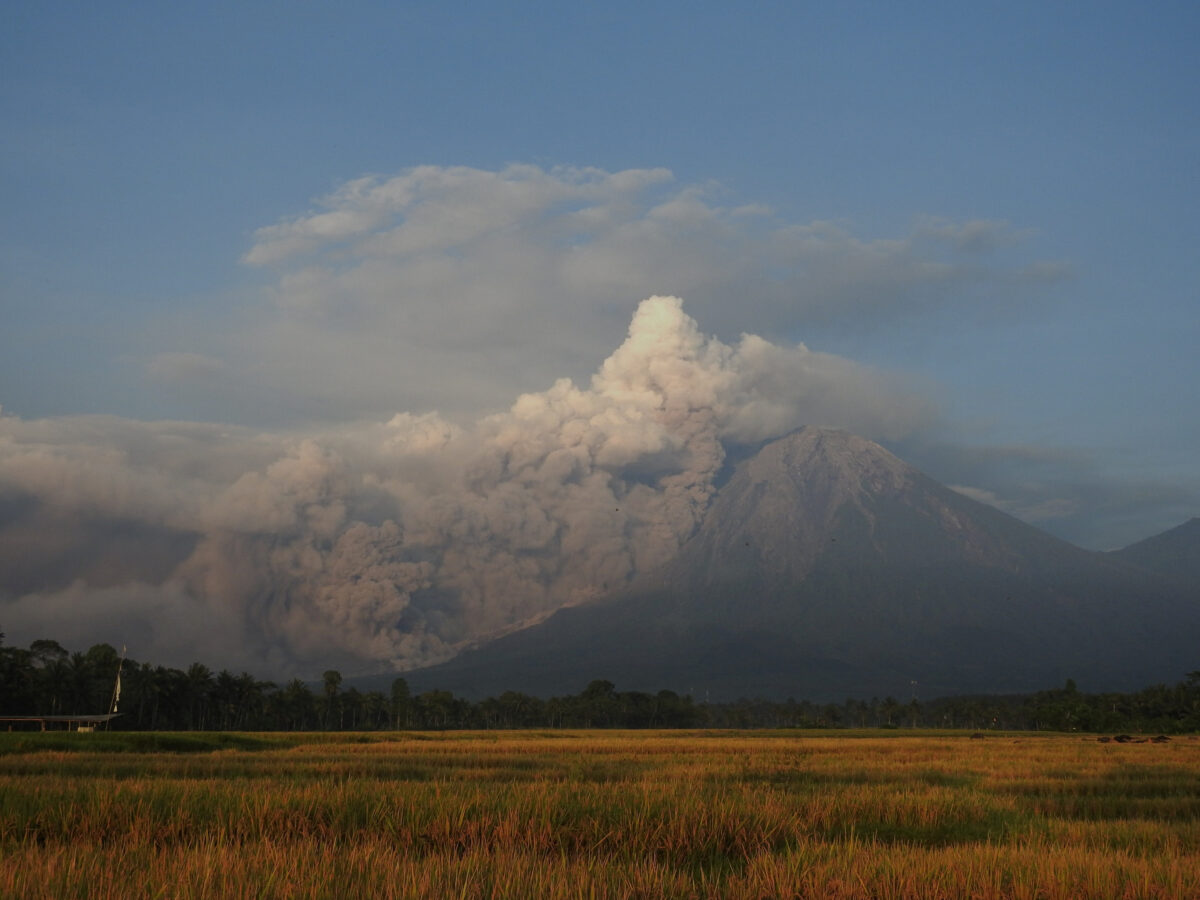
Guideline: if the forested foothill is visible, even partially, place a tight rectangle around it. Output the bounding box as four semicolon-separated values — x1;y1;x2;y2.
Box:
2;633;1198;733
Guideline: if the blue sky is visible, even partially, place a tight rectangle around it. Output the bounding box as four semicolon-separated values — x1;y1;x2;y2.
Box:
3;0;1199;564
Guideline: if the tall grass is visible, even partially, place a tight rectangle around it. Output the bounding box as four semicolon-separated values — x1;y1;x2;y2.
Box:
3;731;1198;898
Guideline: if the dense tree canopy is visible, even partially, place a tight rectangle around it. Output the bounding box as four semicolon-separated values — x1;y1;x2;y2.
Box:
1;631;1197;732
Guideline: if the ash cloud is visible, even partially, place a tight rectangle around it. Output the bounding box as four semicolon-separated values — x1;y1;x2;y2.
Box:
0;298;931;675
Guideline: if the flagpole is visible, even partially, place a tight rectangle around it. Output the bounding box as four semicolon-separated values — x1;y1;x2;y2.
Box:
106;645;126;730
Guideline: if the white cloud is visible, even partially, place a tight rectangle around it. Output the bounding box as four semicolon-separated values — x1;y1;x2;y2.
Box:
948;484;1076;521
175;163;1064;425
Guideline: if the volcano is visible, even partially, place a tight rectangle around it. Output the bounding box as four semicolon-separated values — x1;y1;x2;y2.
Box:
402;428;1200;701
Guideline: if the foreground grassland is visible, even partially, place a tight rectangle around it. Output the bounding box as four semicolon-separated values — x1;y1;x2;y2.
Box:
2;731;1199;899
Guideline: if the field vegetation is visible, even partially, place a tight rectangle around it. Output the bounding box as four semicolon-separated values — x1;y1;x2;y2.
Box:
3;730;1199;899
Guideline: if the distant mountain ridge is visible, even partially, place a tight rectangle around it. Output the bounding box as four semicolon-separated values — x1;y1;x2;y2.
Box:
395;428;1200;701
1108;518;1200;586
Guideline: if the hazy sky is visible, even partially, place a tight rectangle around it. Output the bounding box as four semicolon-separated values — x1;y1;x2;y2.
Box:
2;2;1198;669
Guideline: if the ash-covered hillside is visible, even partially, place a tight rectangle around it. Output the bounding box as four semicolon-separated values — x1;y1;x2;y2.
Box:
400;428;1200;701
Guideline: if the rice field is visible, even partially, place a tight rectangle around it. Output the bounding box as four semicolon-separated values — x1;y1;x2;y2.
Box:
2;730;1198;899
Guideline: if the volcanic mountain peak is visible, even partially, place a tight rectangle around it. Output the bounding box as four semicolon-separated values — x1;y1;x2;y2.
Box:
397;428;1200;701
664;427;1037;589
735;426;915;519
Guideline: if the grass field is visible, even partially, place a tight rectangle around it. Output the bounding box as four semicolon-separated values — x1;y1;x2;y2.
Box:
2;730;1198;898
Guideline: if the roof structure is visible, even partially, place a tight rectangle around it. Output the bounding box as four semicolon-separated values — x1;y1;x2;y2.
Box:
0;714;120;731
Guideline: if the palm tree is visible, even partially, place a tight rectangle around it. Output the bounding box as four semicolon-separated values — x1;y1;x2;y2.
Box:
321;670;342;730
390;677;411;729
212;670;241;730
122;662;159;728
281;679;316;731
236;673;271;730
184;663;214;730
63;653;93;714
0;643;35;714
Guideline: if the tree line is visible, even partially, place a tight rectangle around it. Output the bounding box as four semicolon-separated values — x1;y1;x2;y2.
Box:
2;633;1198;732
0;635;699;730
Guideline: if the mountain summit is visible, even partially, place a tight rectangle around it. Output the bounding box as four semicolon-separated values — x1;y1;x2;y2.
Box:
654;427;1078;592
403;429;1200;701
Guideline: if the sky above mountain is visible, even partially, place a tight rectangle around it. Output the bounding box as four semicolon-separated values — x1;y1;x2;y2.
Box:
2;3;1198;669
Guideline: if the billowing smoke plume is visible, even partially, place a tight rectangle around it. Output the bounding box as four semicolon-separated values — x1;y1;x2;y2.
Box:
0;297;930;675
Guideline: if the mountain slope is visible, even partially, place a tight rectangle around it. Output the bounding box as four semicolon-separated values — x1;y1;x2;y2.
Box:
402;429;1200;701
1108;518;1200;587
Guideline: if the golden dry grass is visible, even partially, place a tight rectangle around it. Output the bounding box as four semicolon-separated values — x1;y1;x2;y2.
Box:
2;731;1198;898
